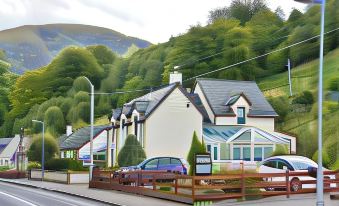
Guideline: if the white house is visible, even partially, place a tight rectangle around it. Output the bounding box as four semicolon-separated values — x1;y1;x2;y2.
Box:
107;76;296;167
59;125;113;167
192;78;296;163
110;83;203;167
0;135;21;167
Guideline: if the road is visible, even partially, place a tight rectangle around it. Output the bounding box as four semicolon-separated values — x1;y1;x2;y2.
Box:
0;181;112;206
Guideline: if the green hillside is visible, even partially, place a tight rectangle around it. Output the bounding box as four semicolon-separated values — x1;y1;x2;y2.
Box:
258;48;339;169
0;24;151;74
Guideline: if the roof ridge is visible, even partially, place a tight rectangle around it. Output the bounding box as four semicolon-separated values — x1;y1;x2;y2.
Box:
196;78;256;83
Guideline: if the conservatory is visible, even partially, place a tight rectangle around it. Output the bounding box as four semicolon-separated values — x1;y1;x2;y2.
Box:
203;124;292;162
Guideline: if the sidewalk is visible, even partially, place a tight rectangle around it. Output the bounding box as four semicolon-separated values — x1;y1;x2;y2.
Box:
0;178;186;206
212;193;339;206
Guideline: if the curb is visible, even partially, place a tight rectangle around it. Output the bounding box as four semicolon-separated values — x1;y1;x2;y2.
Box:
0;178;124;206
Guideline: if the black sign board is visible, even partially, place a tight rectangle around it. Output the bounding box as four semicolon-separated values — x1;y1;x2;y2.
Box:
195;153;212;176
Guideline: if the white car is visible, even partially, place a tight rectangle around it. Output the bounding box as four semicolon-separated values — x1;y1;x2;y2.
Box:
258;155;335;191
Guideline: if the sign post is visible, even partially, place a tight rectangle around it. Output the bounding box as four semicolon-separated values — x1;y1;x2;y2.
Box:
194;153;212;176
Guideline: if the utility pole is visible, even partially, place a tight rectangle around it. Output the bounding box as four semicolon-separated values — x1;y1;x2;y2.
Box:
287;59;293;97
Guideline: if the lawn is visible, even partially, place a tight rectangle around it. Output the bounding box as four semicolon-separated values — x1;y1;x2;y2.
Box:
257;48;339;170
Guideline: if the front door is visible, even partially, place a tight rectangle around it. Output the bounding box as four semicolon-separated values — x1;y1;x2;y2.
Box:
237;107;246;124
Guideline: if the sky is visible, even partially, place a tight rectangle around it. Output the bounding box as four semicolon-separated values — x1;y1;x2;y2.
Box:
0;0;306;43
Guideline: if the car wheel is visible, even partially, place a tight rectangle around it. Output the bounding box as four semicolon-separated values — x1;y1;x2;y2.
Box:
290;178;302;192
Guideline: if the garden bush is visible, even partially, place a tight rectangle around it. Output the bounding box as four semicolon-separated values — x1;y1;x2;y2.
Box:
27;133;59;163
292;91;314;105
118;134;146;167
45;158;88;171
187;131;206;175
27;161;41;170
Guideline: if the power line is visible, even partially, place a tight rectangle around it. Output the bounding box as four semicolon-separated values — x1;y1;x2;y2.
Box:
183;27;339;82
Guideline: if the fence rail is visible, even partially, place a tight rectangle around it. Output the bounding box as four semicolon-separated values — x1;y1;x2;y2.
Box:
89;165;339;204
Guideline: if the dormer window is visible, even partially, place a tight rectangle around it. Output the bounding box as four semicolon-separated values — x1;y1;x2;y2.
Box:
237;107;246;124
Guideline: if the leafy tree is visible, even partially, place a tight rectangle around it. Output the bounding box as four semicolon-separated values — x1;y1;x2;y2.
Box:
275;6;285;21
329;77;339;91
27;132;59;163
312;149;331;169
72;77;91;93
44;106;65;136
117;134;146;167
292;91;314;105
86;45;117;66
288;9;303;23
272;144;289;156
187;131;206;175
74;91;90;104
268;97;289;123
76;102;90;123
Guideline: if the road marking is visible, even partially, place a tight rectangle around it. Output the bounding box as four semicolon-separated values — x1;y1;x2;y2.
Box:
0;191;38;206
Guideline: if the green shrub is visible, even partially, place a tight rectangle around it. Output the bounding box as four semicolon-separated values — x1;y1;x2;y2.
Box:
45;158;88;171
312;149;331;169
272;144;289;156
329;77;339;91
118;134;146;167
292;91;314;105
27;161;41;170
268;97;289;122
44;106;65;136
27;133;59;163
187;131;206;175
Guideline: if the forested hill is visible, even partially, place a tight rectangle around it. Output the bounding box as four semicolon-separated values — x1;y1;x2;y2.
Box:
0;24;152;74
0;0;339;165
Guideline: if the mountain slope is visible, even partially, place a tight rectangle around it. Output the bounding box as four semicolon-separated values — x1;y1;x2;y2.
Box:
0;24;151;74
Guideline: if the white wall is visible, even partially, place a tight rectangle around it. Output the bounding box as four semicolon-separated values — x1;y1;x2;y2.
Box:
78;130;108;160
145;87;203;159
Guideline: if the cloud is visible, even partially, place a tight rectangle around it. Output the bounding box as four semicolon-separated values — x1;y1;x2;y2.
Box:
0;0;306;43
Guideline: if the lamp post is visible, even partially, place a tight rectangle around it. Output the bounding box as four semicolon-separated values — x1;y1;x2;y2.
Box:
83;76;94;181
32;120;45;181
294;1;325;205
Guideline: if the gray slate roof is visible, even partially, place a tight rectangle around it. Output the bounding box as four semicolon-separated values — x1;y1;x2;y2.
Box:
117;83;177;119
59;125;111;150
195;79;277;117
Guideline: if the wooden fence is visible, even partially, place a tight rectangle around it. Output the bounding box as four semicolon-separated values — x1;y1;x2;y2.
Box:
89;167;339;205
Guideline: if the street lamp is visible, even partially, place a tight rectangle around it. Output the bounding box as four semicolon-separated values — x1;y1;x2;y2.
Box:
32;120;45;181
82;76;94;181
294;0;325;205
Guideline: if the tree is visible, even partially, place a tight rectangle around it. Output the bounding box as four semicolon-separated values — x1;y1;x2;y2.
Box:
117;134;146;167
329;77;339;91
275;6;285;21
27;132;59;163
312;149;331;169
44;106;65;136
272;144;289;156
187;131;206;175
292;91;314;105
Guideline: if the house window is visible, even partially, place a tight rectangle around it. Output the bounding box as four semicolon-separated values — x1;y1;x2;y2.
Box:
220;143;230;160
207;145;211;153
237;107;246;124
243;147;251;161
254;147;263;161
233;148;241;160
213;146;218;161
134;116;138;136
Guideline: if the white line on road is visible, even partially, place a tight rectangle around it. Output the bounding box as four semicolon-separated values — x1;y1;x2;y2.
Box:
0;191;38;206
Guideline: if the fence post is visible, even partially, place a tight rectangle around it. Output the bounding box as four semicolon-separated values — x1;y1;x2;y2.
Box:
286;170;290;198
192;176;195;201
241;162;245;201
152;174;156;191
175;175;178;195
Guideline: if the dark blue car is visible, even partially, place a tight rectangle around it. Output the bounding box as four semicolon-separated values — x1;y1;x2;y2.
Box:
121;157;189;175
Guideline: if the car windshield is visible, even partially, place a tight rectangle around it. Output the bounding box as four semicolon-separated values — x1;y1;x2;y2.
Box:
291;160;317;170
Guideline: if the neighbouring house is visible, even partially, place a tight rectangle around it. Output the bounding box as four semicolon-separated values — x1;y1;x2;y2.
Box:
192;78;296;163
59;125;113;167
0;135;21;167
110;82;204;167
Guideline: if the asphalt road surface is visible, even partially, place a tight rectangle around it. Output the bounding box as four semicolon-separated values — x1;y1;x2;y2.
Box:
0;181;112;206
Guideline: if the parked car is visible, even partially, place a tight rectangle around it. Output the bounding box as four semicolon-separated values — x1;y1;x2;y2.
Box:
258;155;335;191
119;157;189;175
